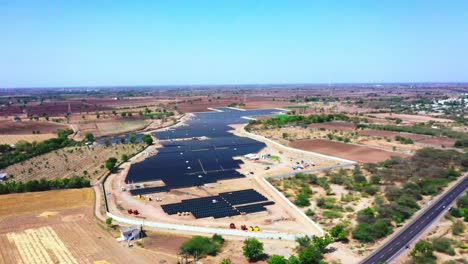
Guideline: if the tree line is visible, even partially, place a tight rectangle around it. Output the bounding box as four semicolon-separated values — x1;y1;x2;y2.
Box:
0;129;76;169
0;176;90;195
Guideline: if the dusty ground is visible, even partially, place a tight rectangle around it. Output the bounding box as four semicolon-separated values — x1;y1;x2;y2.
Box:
103;122;343;237
0;119;72;144
3;143;145;184
370;113;454;124
0;189;180;264
73;119;150;139
289;139;408;163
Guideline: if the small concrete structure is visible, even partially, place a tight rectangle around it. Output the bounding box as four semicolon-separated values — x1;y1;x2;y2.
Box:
0;173;7;181
120;226;141;241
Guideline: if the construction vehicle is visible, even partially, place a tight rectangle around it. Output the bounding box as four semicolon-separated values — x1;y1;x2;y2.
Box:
229;223;236;229
248;226;254;232
254;226;260;232
241;225;248;231
127;209;133;214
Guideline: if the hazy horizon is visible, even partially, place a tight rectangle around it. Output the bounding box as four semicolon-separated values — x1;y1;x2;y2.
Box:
1;1;468;87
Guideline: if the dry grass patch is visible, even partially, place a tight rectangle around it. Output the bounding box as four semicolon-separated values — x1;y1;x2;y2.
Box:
4;143;145;184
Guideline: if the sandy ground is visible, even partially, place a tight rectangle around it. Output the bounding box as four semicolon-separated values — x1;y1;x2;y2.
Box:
288;139;408;163
0;189;180;264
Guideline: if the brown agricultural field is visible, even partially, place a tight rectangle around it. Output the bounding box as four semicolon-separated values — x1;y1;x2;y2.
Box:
370;113;454;124
289;139;408;163
0;120;72;145
0;189;180;264
3;143;145;184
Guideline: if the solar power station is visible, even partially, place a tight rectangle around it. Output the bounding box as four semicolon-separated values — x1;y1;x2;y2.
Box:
126;107;284;195
161;189;275;218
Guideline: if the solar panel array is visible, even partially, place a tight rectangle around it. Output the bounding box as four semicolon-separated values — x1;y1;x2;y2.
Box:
161;189;275;218
125;108;284;194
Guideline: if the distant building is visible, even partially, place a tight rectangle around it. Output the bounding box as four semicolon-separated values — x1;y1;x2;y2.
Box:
120;226;141;241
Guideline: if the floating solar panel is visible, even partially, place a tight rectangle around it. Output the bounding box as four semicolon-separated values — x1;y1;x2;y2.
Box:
124;108;285;194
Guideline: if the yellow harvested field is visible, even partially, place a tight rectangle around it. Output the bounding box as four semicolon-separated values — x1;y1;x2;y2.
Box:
0;189;179;264
7;226;79;264
0;188;93;218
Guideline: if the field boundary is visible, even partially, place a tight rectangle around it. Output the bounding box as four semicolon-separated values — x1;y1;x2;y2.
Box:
242;129;358;164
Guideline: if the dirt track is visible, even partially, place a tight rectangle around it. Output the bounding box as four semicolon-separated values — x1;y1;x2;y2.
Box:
289;139;408;163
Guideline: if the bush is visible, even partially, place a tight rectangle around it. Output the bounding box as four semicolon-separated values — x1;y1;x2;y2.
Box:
410;240;436;264
294;193;311;207
432;237;455;255
212;234;224;244
105;157;118;171
322;210;343;219
330;224;348;241
452;220;464;235
141;134;153;145
316;197;336;209
267;255;287;264
242;238;264;262
220;259;231;264
180;236;220;259
305;209;315;216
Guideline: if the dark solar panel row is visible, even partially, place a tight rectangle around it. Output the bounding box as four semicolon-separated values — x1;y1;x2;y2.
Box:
219;189;268;205
160;189;275;219
129;186;169;195
235;201;275;214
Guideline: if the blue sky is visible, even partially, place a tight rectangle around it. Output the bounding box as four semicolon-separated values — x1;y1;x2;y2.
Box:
1;1;467;88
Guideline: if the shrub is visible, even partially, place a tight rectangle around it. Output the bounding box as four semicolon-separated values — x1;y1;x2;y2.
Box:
322;210;343;219
242;238;264;262
180;236;220;259
294;193;311;207
432;237;455;256
267;255;287;264
452;220;464;235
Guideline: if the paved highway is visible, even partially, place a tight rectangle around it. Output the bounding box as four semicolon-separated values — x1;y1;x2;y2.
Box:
361;175;468;264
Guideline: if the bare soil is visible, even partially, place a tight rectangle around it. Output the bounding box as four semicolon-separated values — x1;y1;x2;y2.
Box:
289;139;408;163
0;189;181;264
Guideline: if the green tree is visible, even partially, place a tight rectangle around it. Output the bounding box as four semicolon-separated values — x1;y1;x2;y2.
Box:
220;259;231;264
410;240;436;264
267;255;287;264
142;134;153;145
294;193;311;207
330;224;348;241
212;234;224;244
84;133;95;142
180;236;220;260
298;245;323;264
242;238;264;262
105;157;118;171
129;134;137;143
106;217;113;226
121;153;129;162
